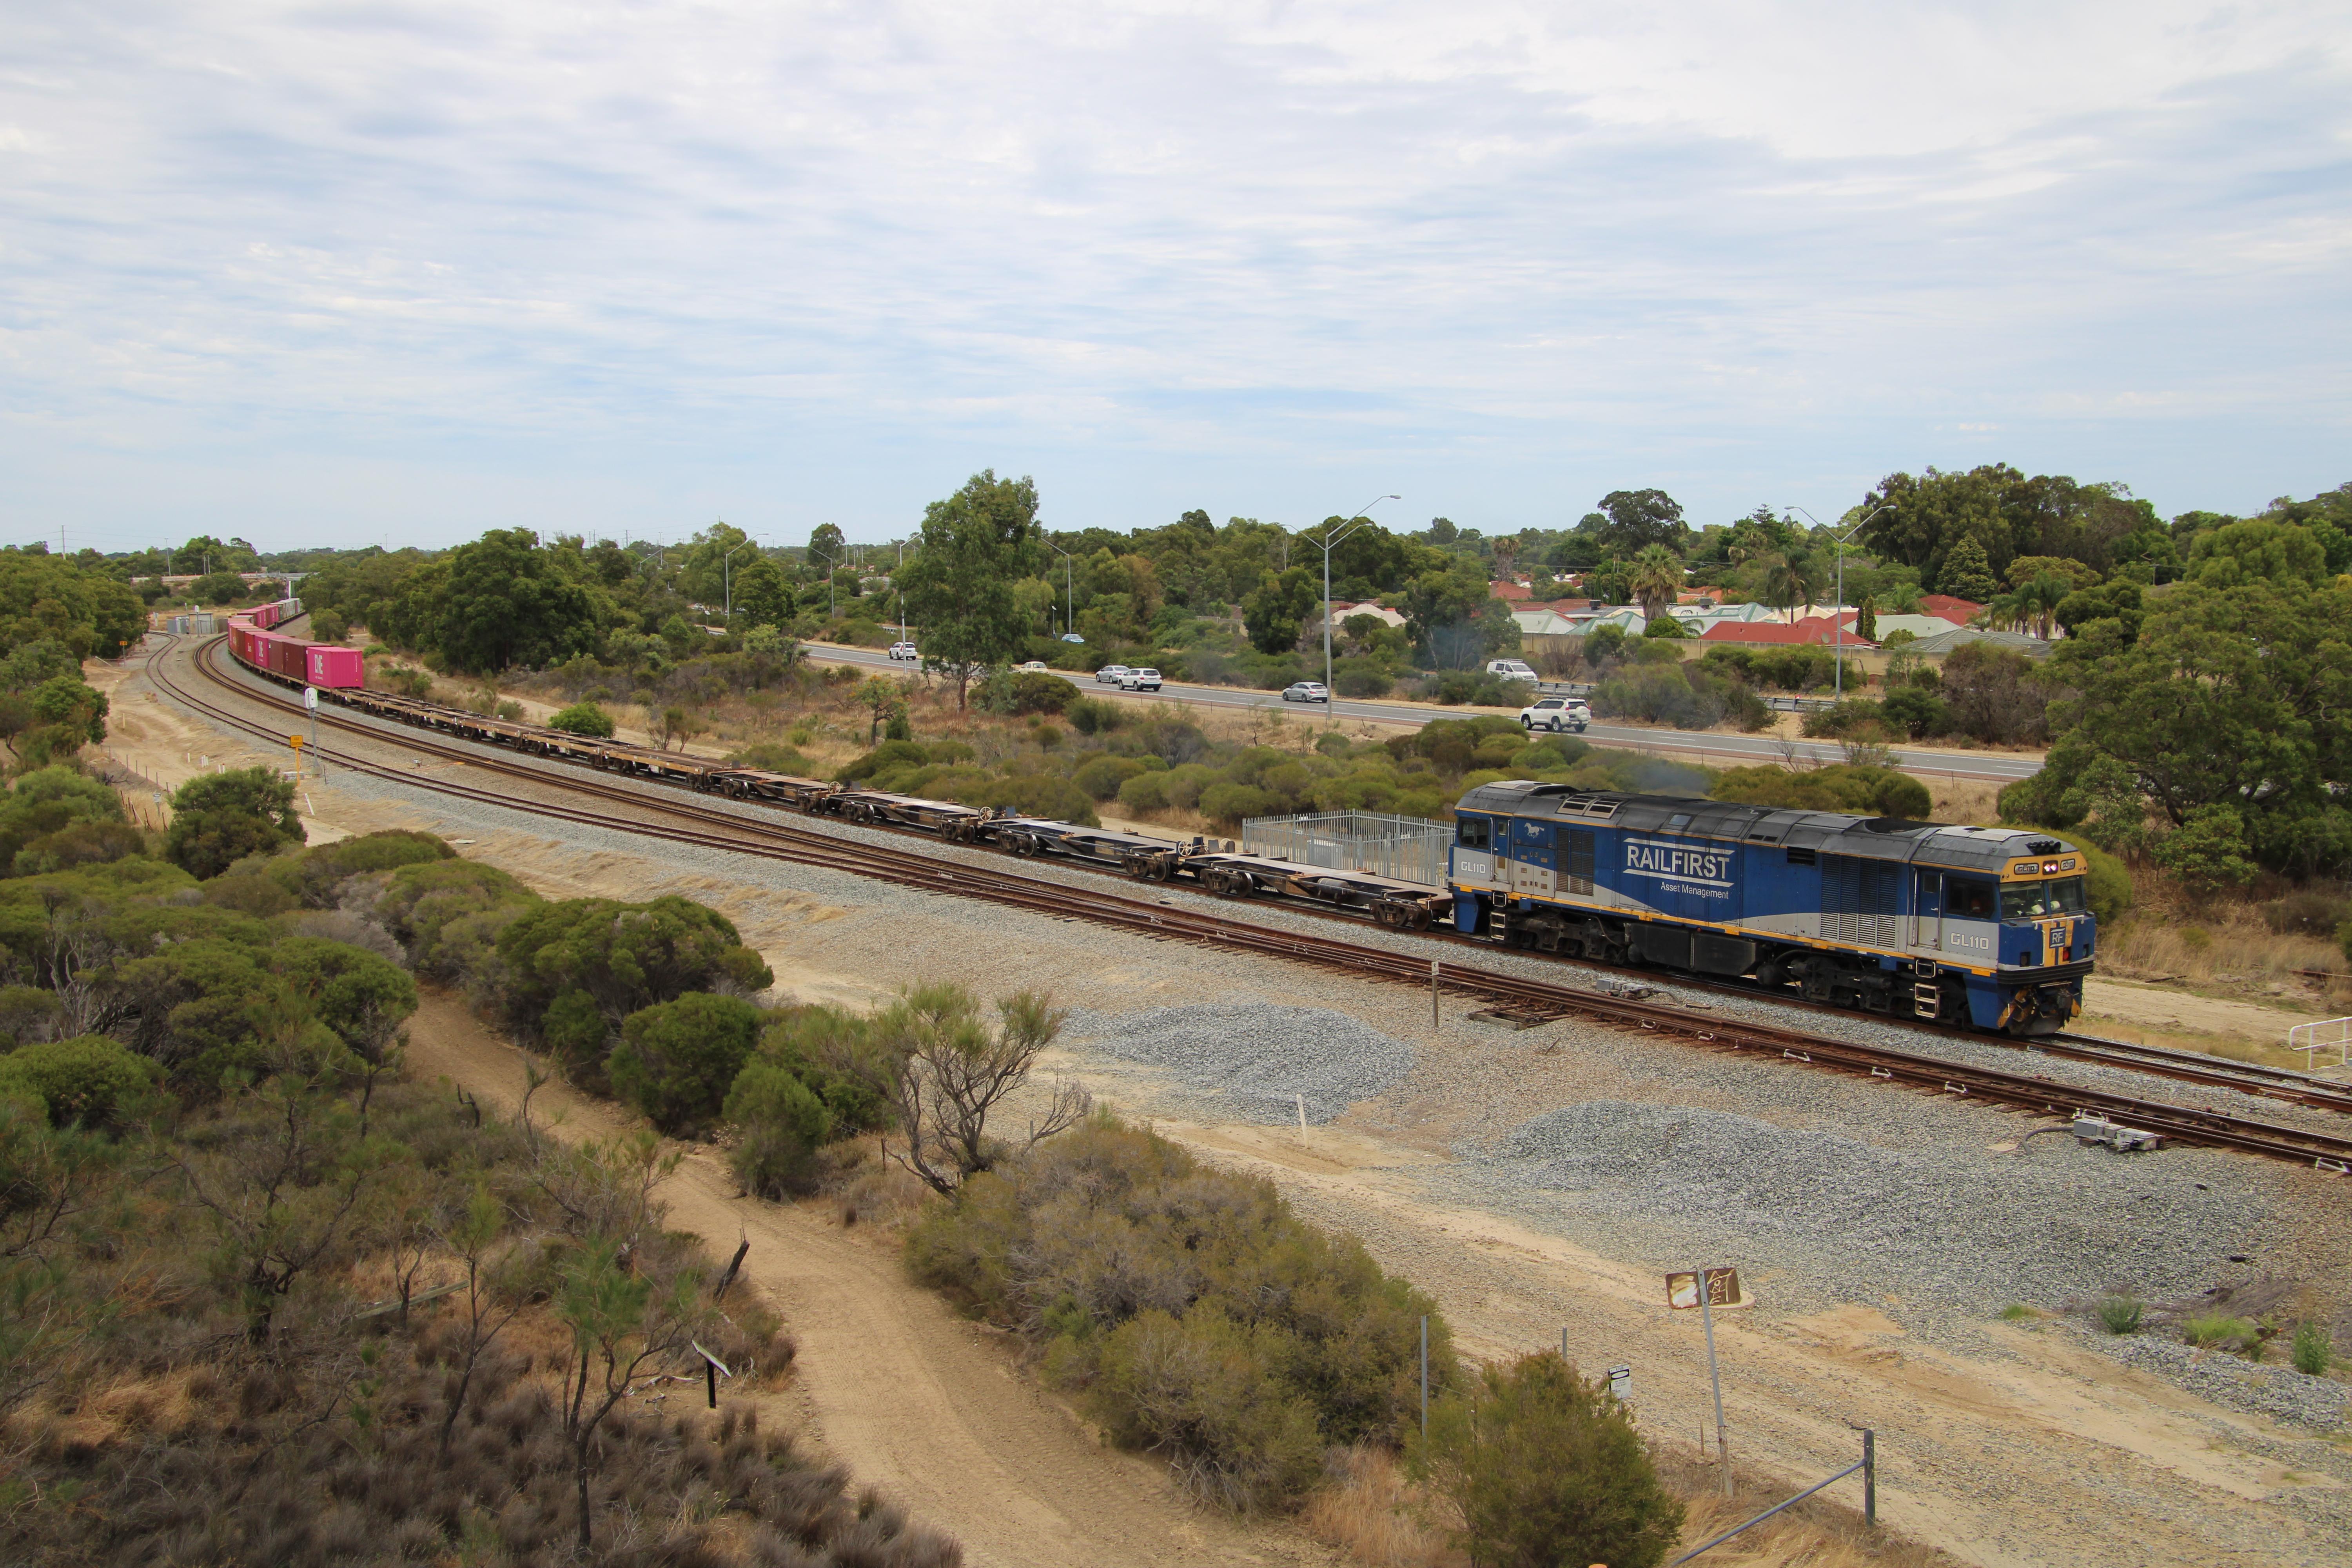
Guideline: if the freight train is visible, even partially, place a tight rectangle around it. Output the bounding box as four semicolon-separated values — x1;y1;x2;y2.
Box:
211;610;2091;1035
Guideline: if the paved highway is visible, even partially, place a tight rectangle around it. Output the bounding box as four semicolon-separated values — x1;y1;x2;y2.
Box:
800;644;2045;783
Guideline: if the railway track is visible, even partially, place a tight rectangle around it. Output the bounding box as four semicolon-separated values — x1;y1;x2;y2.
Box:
156;634;2352;1172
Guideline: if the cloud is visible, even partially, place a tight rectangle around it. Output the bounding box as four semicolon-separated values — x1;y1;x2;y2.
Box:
0;0;2347;547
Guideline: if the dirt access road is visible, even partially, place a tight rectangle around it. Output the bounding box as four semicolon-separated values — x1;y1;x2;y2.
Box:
402;995;1335;1568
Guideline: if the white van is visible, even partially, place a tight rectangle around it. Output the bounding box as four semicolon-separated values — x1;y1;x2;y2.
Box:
1486;659;1539;682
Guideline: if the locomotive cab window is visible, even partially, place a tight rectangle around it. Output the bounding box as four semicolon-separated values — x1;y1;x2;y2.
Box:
1456;817;1491;851
1947;879;1996;919
2002;878;2086;919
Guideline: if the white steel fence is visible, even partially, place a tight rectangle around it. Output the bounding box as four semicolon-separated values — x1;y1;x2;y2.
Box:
1240;809;1453;887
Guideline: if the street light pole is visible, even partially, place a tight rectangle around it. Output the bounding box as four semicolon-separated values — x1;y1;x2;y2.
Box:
720;532;753;621
811;547;838;617
1784;505;1891;701
1047;541;1075;641
1319;495;1400;707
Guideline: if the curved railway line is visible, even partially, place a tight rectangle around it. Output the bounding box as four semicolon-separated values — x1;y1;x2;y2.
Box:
154;632;2352;1172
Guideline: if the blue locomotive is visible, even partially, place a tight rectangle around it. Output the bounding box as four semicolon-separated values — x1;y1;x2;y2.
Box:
1449;782;2093;1036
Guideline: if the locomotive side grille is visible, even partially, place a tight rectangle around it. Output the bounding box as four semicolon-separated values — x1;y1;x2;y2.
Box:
1565;828;1596;895
1824;855;1900;947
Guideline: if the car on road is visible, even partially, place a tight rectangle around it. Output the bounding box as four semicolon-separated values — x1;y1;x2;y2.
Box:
1119;668;1162;691
1486;658;1539;683
1280;681;1330;703
1014;660;1051;672
1518;695;1590;733
1094;664;1132;684
1059;633;1086;644
887;642;919;662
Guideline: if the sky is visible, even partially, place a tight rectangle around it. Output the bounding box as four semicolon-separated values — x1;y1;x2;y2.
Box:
3;2;2348;555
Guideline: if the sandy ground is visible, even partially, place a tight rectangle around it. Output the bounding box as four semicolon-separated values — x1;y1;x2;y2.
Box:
2083;978;2331;1044
127;636;2352;1568
401;994;1338;1568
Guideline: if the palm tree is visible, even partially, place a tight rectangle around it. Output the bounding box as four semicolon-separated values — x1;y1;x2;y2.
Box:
1790;552;1828;619
2017;572;2070;640
1628;543;1685;624
1760;550;1827;622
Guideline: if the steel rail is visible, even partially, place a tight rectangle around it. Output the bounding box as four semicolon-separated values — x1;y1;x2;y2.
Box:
158;636;2352;1171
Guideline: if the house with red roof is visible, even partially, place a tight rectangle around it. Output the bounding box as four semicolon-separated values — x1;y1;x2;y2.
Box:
1917;594;1984;625
1698;619;1878;650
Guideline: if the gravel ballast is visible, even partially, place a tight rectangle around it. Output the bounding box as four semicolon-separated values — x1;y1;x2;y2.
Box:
1063;1003;1414;1123
2102;1334;2350;1430
1446;1098;2271;1318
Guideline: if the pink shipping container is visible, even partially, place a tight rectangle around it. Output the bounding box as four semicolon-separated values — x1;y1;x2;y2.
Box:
250;602;281;630
305;645;363;688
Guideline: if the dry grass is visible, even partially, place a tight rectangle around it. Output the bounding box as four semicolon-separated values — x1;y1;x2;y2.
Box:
1925;777;2005;827
1301;1445;1958;1568
1300;1447;1461;1568
2100;906;2348;998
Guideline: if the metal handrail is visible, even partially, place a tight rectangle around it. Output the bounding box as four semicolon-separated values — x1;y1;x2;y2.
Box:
2289;1017;2352;1072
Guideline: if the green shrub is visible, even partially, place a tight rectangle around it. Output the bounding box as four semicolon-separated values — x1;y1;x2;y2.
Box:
907;1117;1450;1509
268;937;418;1059
163;766;305;880
2096;1297;2144;1335
1801;698;1889;740
1410;1352;1684;1568
12;820;146;877
0;984;61;1045
1198;782;1278;828
0;1034;161;1126
757;1006;891;1134
1090;1308;1325;1510
2183;1311;2258;1350
838;739;929;782
2293;1322;2332;1376
1117;771;1172;813
724;1059;831;1197
607;992;766;1134
308;608;348;643
1329;658;1394;699
372;859;538;978
549;701;615;737
543;988;609;1067
493;896;771;1047
1073;755;1150;801
1880;683;1951;738
1711;763;1931;820
1065;696;1124;735
981;670;1075;715
271;829;454;907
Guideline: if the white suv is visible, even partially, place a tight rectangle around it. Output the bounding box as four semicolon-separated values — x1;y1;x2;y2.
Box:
1120;668;1162;691
1094;664;1132;684
1486;658;1539;682
1519;696;1590;733
887;642;919;662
